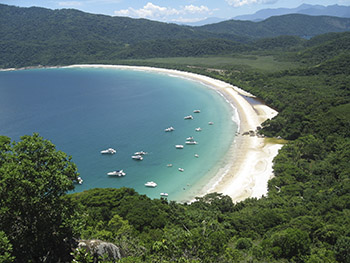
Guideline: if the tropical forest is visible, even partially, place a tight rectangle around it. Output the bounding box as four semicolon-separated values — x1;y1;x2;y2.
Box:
0;3;350;263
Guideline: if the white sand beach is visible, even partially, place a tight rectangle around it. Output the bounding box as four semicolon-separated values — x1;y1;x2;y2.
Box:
65;64;283;203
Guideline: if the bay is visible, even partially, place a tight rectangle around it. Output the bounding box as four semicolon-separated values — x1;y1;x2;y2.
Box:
0;67;238;201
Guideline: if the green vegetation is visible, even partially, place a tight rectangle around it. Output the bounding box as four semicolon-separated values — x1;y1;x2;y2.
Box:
0;134;81;262
1;3;350;262
1;4;350;68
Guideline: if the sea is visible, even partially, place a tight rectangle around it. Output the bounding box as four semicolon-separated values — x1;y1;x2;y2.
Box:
0;67;238;202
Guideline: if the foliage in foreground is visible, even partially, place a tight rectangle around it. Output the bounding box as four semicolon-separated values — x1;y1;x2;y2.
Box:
0;134;80;262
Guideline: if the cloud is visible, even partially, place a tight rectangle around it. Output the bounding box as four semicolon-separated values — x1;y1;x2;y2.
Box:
58;1;83;7
114;2;211;20
226;0;278;7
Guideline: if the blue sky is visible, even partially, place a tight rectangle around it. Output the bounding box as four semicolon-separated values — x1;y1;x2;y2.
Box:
1;0;349;23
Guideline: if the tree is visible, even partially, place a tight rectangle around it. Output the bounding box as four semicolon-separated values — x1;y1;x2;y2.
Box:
0;231;14;263
0;133;80;262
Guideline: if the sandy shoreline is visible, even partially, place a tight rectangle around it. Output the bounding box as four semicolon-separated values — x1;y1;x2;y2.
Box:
2;64;282;202
63;64;283;203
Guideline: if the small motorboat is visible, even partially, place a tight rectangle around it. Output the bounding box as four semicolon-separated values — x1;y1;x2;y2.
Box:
186;141;198;145
100;148;116;154
132;155;143;160
208;122;214;125
195;127;202;132
186;136;194;141
178;168;184;172
134;151;146;155
175;145;184;149
194;154;199;158
76;176;83;184
193;110;201;113
107;170;126;177
165;126;175;132
184;115;193;120
145;181;157;187
167;164;173;167
160;193;169;197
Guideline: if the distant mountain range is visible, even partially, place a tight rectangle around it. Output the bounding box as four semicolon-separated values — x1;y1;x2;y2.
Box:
233;4;350;21
1;3;350;68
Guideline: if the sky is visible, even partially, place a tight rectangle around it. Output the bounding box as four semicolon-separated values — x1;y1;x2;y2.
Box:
1;0;350;23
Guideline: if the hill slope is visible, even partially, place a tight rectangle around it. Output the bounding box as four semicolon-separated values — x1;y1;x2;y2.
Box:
1;4;350;68
198;14;350;39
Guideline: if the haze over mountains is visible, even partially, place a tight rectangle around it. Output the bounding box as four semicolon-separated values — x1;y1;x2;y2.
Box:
233;4;350;22
184;4;350;25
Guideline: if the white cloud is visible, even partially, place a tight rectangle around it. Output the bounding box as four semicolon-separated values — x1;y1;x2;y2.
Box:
114;2;212;20
58;1;83;7
226;0;278;7
183;5;209;13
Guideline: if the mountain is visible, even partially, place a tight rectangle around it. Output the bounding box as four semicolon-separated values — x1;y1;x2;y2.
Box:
0;4;223;44
1;4;350;68
234;4;350;21
198;14;350;39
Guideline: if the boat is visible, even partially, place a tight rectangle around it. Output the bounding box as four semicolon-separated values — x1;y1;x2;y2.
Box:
165;126;175;132
186;136;194;141
107;170;126;177
208;122;214;125
186;141;198;145
167;164;173;167
193;110;201;113
132;155;143;160
160;193;169;197
175;145;184;149
145;181;157;187
100;148;116;154
195;127;202;132
184;115;193;120
134;151;146;155
76;176;83;184
178;168;185;172
194;154;199;158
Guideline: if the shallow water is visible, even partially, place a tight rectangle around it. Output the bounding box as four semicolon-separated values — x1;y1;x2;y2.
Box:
0;67;238;201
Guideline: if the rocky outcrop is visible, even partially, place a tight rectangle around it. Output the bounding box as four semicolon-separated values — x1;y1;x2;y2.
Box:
77;239;123;262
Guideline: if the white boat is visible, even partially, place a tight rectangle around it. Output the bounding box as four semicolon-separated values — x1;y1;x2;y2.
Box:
145;181;157;187
186;141;198;145
107;170;126;177
134;151;146;155
178;168;185;172
208;122;214;125
193;110;201;113
186;136;194;141
76;176;83;184
175;145;184;149
165;126;175;132
132;155;143;160
184;115;193;120
167;164;173;167
195;127;202;132
100;148;116;154
160;193;169;197
194;154;199;158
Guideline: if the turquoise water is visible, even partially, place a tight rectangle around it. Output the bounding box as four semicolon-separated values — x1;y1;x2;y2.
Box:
0;67;238;201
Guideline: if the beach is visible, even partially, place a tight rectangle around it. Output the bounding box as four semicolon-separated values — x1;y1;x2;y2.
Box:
65;64;283;203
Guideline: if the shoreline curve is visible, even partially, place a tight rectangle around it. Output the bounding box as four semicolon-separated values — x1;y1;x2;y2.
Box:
1;64;283;202
64;64;283;203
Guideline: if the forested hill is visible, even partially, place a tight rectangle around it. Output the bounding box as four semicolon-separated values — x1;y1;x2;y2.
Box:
198;14;350;38
0;4;224;44
2;4;350;68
